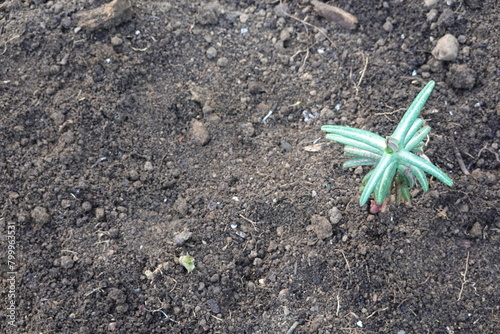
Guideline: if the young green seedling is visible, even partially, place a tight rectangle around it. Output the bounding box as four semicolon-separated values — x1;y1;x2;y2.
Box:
178;254;195;273
322;81;453;210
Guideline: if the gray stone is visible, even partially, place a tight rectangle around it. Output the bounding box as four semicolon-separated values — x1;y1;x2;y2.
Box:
31;206;50;224
383;20;393;32
174;197;188;216
470;222;482;238
206;47;217;59
60;255;75;269
280;140;293;152
432;34;459;61
424;0;439;7
310;214;332;240
437;8;455;27
191;119;211;145
110;36;123;46
217;57;229;67
95;207;106;220
144;161;154;172
328;207;342;225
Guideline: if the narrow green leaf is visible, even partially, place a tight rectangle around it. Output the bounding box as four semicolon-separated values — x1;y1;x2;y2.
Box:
398;165;416;188
322;125;386;151
405;125;431;151
402;118;424;146
391;81;435;141
325;134;381;155
400;187;411;202
343;158;378;168
399;150;453;186
362;168;375;185
375;161;398;204
360;154;395;205
344;146;382;160
409;165;429;192
411;146;424;153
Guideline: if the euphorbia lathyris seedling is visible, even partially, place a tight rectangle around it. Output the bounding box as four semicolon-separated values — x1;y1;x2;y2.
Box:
322;81;453;211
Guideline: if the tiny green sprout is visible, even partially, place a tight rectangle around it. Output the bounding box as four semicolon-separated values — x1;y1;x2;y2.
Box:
322;81;453;210
173;229;192;245
178;254;195;273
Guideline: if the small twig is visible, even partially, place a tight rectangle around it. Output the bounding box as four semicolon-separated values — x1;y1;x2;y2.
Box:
140;305;178;323
452;138;470;175
131;46;148;52
336;293;340;316
210;314;224;322
84;287;105;297
477;144;500;162
453;146;470;175
366;307;388;319
239;214;259;231
338;249;351;274
457;251;470;301
298;47;311;73
280;1;336;47
286;321;300;334
354;53;369;97
374;107;405;117
261;103;278;123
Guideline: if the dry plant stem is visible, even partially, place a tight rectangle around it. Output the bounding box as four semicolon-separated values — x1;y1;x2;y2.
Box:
338;249;351;274
366;307;389;319
457;251;470;301
310;0;358;30
336;293;341;316
239;214;259;231
286;321;300;334
452;137;470;175
279;1;336;47
354;53;369;97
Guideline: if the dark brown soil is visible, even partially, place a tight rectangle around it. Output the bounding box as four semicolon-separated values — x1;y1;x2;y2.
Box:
1;0;499;333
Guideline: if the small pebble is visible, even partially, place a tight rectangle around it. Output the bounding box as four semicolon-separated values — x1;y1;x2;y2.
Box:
424;0;438;7
144;161;154;172
206;47;217;59
383;20;393;32
60;255;75;269
280;140;292;152
82;201;92;212
31;206;50;224
310;214;332;240
206;299;220;314
110;36;123;46
328;207;342;225
239;13;249;23
426;9;438;22
470;222;482;238
191;119;211;145
432;34;459;61
95;207;106;220
217;57;229;67
174;197;188;216
437;8;455;27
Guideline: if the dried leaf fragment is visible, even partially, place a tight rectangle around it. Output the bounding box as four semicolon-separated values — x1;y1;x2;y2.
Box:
304;143;326;152
311;0;358;30
74;0;133;31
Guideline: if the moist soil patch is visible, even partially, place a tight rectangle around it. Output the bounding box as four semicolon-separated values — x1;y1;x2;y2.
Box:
1;0;499;333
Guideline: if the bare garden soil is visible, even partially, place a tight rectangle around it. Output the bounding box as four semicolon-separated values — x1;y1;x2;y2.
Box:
1;0;499;333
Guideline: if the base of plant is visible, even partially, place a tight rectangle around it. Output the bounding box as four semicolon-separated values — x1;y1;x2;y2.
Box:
369;198;389;214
